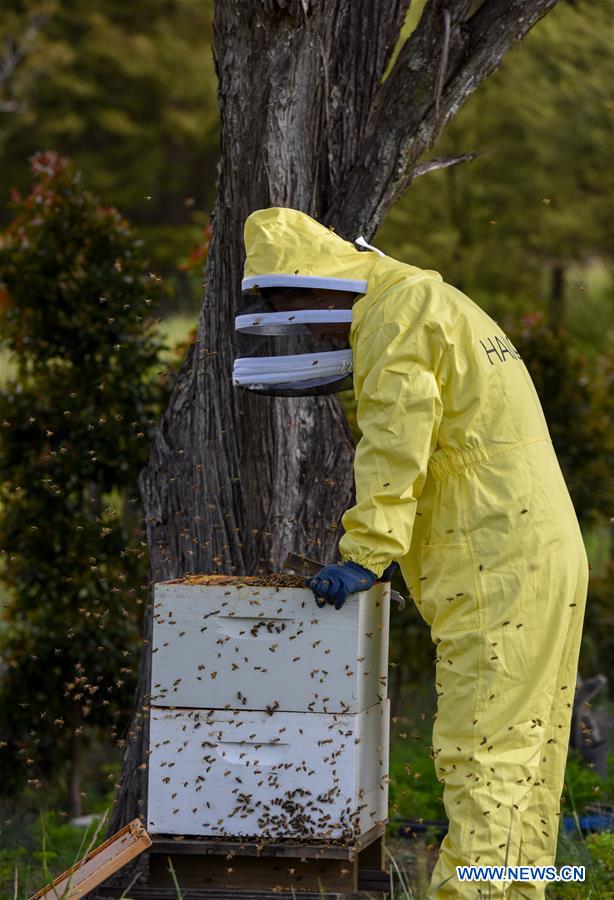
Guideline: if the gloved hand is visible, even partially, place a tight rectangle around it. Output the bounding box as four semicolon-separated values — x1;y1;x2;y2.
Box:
306;561;377;611
381;561;399;582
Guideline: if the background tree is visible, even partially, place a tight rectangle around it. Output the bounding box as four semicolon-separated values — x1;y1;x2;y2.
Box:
0;153;162;816
109;0;566;835
0;0;218;275
0;8;47;121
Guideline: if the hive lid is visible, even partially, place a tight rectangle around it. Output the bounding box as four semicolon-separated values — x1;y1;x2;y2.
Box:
163;574;307;589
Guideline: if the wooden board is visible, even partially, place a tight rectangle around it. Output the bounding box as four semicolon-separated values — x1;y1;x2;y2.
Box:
96;888;386;899
148;852;357;892
356;833;385;870
30;819;151;900
138;825;387;896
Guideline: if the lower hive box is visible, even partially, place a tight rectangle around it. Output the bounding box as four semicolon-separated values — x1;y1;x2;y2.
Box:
147;700;390;841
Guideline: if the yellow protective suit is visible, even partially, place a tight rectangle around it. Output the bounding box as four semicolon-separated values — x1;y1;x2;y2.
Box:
243;208;588;898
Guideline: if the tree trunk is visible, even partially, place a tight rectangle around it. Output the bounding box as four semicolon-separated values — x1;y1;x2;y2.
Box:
549;264;566;328
68;706;82;819
109;0;561;839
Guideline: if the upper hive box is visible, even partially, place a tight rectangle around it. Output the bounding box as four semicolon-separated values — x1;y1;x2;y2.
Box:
151;575;390;715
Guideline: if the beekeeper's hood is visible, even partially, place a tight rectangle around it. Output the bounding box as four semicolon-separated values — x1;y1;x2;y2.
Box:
232;207;382;396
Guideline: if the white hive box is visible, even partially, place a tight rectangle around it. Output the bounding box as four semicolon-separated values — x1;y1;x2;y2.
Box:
151;578;390;715
147;701;390;840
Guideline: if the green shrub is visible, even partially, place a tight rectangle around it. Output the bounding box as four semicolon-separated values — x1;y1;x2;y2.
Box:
0;153;164;812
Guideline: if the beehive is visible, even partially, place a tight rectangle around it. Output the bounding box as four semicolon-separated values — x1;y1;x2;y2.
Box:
147;576;390;841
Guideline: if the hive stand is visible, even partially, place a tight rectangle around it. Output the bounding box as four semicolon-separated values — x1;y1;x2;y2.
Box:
98;823;389;898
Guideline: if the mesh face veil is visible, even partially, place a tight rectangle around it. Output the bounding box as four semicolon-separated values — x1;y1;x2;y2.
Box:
233;207;380;396
232;281;364;397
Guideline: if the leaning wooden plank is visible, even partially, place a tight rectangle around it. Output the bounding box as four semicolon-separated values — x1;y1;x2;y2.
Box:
29;818;151;900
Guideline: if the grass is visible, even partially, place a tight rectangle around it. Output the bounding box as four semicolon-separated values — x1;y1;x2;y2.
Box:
0;810;108;900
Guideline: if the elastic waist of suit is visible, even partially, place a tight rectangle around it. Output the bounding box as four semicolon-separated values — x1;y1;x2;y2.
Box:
428;439;551;481
428;447;487;480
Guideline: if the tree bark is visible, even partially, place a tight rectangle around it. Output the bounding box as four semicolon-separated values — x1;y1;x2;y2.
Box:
549;264;566;328
68;705;82;820
108;0;561;838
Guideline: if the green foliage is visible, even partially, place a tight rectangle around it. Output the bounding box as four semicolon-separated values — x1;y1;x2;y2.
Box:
0;154;163;802
389;730;614;828
0;810;106;899
389;731;444;822
562;749;614;817
554;828;614;899
2;0;612;327
0;0;218;273
387;729;614;897
585;832;614;880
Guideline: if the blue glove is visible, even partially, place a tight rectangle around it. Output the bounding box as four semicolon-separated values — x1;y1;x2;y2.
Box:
381;561;399;582
306;561;377;611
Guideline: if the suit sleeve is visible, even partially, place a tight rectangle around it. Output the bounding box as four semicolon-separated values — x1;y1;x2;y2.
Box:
338;321;443;578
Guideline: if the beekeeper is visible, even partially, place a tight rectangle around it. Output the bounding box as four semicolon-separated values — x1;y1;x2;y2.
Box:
233;207;588;898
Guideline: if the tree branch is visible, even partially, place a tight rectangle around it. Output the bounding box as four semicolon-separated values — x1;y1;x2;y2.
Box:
434;8;452;114
0;13;47;117
412;150;481;179
0;14;46;90
327;0;560;238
